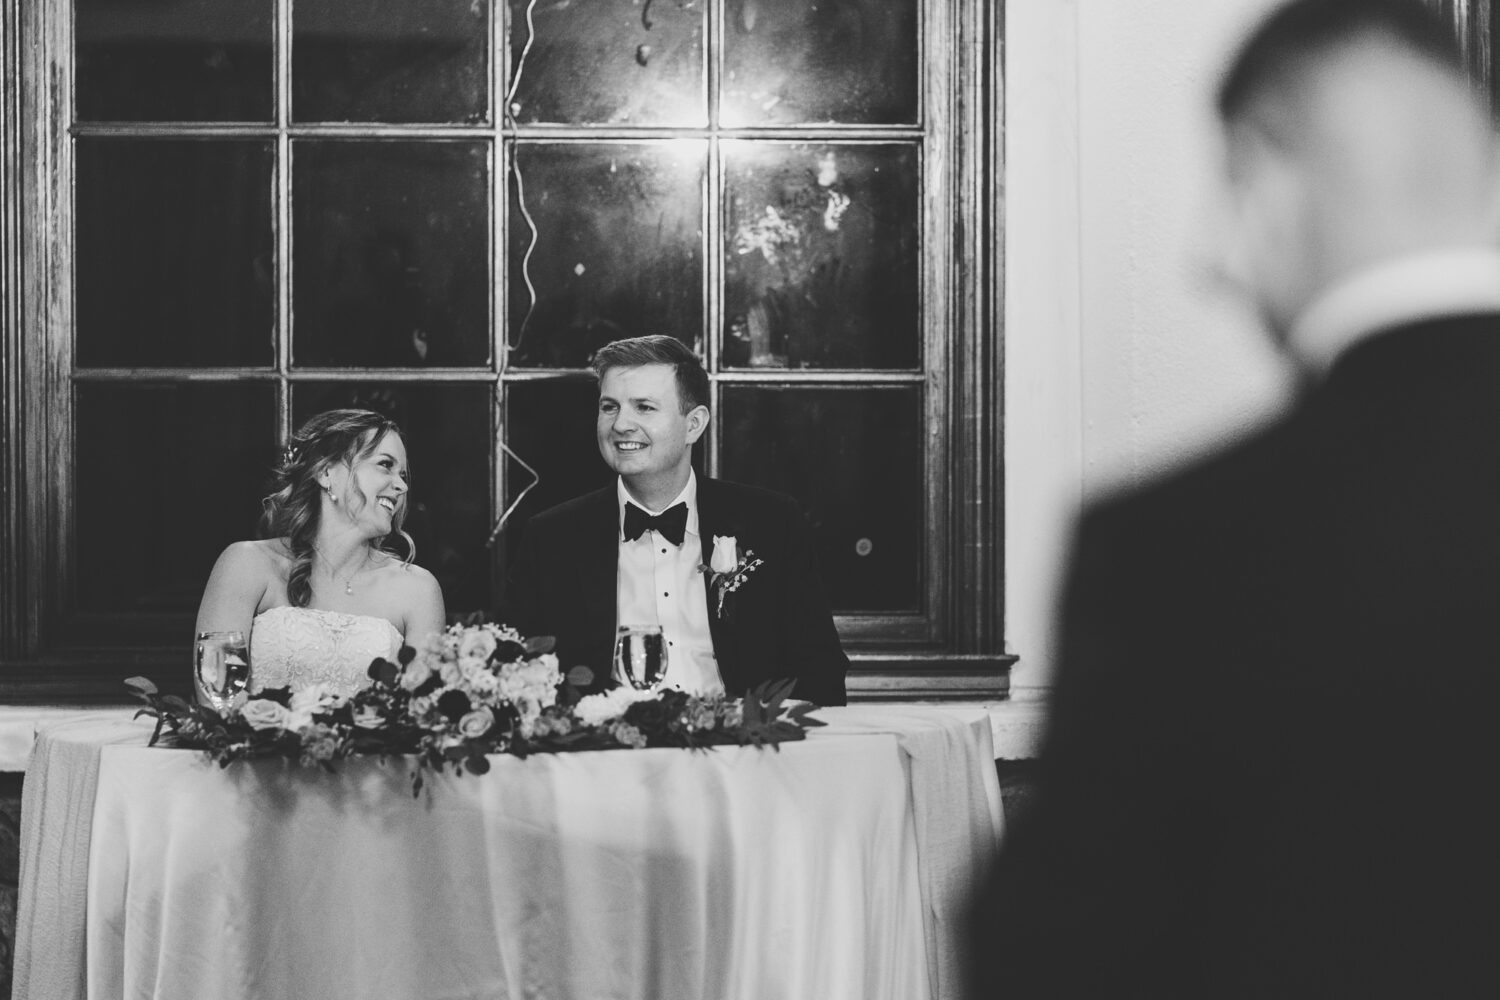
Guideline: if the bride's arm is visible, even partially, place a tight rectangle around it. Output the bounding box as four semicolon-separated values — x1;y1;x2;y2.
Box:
193;542;270;706
400;564;447;650
194;541;268;642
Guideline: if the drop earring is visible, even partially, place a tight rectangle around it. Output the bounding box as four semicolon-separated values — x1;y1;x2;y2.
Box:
325;484;338;503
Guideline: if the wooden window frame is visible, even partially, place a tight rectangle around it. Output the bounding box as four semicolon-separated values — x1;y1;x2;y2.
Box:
0;0;1010;702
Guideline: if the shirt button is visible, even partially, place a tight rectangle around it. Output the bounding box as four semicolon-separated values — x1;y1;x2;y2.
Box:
663;592;669;597
661;548;667;554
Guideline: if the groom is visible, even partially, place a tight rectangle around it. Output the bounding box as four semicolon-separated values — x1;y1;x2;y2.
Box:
502;335;849;706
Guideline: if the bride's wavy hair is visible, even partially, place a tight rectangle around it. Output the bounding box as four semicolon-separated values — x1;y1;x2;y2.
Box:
260;408;416;608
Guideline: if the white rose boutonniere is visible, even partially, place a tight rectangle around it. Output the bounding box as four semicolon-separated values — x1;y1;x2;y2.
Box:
703;535;764;621
711;535;739;574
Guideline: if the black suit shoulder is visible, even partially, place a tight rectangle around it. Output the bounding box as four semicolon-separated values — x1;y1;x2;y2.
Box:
529;485;615;524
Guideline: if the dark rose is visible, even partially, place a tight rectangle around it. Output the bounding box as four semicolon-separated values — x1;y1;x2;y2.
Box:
623;697;673;732
368;657;400;685
436;689;472;721
492;639;526;664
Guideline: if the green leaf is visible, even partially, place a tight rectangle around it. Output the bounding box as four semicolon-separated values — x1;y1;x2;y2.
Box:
463;754;491;775
124;676;158;695
523;635;557;656
161;695;195;717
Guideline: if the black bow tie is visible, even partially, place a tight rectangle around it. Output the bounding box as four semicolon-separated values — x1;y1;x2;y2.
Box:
623;501;689;546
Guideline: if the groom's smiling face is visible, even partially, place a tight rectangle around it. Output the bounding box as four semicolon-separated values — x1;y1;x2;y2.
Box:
596;363;709;484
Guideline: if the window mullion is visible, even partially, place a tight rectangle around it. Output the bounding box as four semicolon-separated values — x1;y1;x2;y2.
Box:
275;0;292;445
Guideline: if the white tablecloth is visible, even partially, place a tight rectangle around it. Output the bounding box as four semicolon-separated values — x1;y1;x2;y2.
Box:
18;705;1002;1000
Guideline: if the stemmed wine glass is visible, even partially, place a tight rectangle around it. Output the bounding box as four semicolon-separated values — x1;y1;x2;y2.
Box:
614;625;667;691
194;630;250;713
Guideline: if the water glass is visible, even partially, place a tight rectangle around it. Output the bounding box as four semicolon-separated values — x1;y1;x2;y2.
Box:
195;630;250;712
614;625;667;691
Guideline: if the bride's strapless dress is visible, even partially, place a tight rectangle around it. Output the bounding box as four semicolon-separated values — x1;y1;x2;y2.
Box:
249;605;403;696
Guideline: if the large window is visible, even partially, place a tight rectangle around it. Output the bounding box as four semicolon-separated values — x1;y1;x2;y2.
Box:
0;0;1005;699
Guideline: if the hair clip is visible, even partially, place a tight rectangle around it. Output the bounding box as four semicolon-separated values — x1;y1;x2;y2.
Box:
282;444;300;466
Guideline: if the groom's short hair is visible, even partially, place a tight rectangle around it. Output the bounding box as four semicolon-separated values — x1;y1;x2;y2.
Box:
1217;0;1465;123
592;336;711;414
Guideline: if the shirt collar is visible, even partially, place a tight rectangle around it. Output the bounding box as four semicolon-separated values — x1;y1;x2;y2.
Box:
617;470;700;542
1287;246;1500;376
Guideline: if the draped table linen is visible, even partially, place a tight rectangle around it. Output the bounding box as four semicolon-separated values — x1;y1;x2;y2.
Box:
18;705;1002;1000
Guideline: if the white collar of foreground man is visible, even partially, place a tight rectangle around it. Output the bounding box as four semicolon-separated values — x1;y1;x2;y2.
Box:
616;469;701;542
1288;246;1500;376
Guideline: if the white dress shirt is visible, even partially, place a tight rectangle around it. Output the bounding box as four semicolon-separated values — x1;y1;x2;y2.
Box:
1287;246;1500;375
615;472;724;696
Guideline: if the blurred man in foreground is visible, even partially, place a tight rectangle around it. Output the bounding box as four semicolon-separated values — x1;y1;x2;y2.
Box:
971;1;1500;996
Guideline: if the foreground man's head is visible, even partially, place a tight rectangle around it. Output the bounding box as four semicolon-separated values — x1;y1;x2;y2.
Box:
1213;0;1499;350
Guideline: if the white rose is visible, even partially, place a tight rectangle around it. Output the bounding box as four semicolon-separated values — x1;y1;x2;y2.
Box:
438;658;467;688
573;686;653;727
240;699;290;731
498;657;561;711
458;707;495;738
710;535;739;574
399;658;433;691
458;628;498;663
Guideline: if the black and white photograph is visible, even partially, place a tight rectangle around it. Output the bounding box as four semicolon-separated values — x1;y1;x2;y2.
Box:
1;0;1497;997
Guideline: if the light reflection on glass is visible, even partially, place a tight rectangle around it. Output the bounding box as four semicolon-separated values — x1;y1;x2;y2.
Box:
508;142;706;368
723;142;920;370
720;0;918;127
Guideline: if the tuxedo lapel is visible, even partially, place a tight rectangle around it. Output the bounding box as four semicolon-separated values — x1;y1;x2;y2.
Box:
575;489;620;682
696;477;731;665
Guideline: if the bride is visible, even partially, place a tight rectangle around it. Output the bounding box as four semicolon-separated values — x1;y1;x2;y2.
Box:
194;409;446;698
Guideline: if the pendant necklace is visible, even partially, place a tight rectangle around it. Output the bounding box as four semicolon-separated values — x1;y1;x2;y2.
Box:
316;546;371;596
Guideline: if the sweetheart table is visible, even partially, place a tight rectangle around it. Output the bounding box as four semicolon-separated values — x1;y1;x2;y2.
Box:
16;705;1002;1000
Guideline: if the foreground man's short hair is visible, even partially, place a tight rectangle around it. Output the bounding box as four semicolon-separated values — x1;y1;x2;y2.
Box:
1217;0;1467;123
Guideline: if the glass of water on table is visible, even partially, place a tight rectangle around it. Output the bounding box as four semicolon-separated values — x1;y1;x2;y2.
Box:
614;625;667;691
194;630;250;712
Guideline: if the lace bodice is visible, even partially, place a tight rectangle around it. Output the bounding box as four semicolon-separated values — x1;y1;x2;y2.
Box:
249;606;402;697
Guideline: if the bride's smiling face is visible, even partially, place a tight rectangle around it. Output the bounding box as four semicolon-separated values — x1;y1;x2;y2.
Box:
322;430;409;536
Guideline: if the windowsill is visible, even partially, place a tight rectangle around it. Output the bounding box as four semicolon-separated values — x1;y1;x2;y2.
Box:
0;696;1051;773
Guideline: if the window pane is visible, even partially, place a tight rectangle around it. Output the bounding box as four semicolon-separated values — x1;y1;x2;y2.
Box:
723;142;919;370
76;139;275;368
507;142;705;368
75;382;276;614
75;0;274;122
502;379;614;532
293;141;491;367
294;383;493;617
293;0;489;124
719;386;922;612
720;0;918;127
506;0;705;126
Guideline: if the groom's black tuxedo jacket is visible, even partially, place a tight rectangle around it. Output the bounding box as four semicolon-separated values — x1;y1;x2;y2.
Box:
502;477;849;706
971;316;1500;999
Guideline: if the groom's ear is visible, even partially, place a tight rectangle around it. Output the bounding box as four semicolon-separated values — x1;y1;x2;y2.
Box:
685;404;710;445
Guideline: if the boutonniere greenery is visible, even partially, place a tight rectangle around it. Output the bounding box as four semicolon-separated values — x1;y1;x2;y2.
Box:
703;534;764;621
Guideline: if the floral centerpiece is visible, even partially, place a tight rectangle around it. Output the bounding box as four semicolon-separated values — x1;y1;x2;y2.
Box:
130;620;823;794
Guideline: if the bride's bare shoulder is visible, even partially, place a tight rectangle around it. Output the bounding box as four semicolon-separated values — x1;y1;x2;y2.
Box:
216;538;294;574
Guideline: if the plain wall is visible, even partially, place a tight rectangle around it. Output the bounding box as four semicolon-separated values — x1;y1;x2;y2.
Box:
1003;0;1298;693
